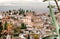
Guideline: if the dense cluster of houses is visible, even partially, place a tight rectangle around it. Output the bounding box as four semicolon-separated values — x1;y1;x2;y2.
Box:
0;9;60;39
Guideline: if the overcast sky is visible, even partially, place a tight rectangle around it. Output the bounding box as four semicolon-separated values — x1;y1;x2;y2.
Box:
0;0;60;12
0;0;60;6
0;0;43;3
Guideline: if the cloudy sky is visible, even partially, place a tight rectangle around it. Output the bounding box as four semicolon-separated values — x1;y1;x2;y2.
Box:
0;0;56;6
0;0;60;8
0;0;43;3
0;0;60;12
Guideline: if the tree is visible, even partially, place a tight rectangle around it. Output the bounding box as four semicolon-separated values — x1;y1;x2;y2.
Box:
32;11;35;13
19;9;25;15
0;22;3;37
4;22;7;30
20;23;27;29
30;10;32;12
27;34;30;39
21;9;25;14
43;0;60;12
9;10;11;13
13;12;17;15
26;10;29;13
13;26;20;36
33;34;39;39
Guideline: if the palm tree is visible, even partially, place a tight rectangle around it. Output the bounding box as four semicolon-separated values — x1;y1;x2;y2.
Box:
43;0;60;12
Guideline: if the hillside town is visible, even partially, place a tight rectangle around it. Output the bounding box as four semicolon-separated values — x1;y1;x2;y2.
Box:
0;9;60;39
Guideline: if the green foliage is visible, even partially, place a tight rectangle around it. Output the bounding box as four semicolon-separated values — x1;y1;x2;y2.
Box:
43;1;60;39
42;35;58;39
32;11;35;13
0;27;3;32
4;22;7;30
13;12;17;15
59;29;60;34
19;9;25;15
20;23;27;29
0;22;3;37
9;10;11;13
0;22;3;32
13;26;20;36
14;26;20;34
30;10;32;12
49;2;59;37
33;34;39;39
26;10;29;13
